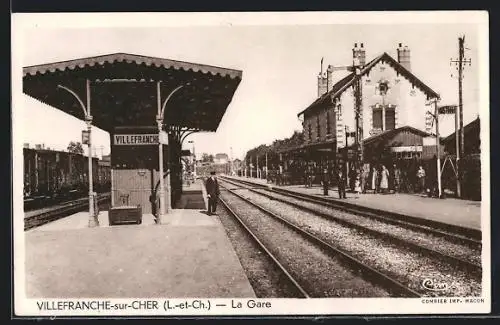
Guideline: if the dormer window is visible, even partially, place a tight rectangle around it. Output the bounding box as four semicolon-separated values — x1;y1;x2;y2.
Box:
378;81;389;96
336;103;342;120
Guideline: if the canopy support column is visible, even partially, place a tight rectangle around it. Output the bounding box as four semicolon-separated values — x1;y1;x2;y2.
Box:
57;79;98;228
156;82;184;223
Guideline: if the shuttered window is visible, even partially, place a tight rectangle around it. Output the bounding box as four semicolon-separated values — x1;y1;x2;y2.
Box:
385;106;396;130
373;107;383;130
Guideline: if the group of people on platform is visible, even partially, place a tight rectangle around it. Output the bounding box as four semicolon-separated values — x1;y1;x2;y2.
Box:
339;163;428;196
268;160;432;199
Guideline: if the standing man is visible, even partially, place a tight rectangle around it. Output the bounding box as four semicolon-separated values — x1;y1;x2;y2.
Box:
337;166;347;199
321;168;329;196
392;163;401;193
205;171;220;215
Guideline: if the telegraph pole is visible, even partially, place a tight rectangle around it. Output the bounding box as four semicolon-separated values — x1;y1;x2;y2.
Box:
353;61;364;171
265;151;268;181
328;58;364;172
256;155;259;178
459;36;465;166
450;35;472;198
230;146;233;175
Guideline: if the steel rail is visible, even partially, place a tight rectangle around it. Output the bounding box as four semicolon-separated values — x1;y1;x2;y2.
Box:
220;183;421;298
221;176;481;246
218;196;310;298
221;178;482;279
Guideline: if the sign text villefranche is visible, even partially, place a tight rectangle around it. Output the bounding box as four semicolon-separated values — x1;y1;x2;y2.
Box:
113;134;159;145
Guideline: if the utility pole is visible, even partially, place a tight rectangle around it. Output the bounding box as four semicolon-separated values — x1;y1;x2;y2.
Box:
328;55;364;172
432;99;442;198
256;155;259;179
353;62;363;171
345;125;349;173
450;35;472;198
230;146;233;175
265;151;268;181
435;99;442;198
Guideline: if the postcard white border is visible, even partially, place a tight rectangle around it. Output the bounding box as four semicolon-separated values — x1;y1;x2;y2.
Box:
12;11;490;316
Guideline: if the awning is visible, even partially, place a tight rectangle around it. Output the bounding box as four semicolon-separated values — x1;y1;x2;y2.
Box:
23;53;243;132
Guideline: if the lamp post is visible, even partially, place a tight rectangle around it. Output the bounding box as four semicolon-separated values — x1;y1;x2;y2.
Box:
435;99;442;199
156;82;184;222
188;140;196;178
57;79;98;228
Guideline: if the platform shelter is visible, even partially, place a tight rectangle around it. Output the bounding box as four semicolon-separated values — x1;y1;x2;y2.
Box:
23;53;242;226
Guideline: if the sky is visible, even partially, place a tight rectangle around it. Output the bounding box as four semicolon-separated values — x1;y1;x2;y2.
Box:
14;12;487;160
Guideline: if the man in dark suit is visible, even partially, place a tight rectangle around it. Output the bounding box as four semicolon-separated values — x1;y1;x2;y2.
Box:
337;166;347;199
205;171;220;215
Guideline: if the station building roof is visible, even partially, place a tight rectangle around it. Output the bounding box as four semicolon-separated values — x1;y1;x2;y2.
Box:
23;53;243;132
297;52;440;118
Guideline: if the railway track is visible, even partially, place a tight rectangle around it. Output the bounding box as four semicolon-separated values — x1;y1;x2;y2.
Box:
219;179;482;297
220;178;482;279
220;176;481;245
24;193;111;231
219;184;420;298
219;197;310;298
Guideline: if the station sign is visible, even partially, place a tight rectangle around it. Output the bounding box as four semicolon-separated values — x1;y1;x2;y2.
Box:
438;105;457;115
82;130;90;145
113;134;159;145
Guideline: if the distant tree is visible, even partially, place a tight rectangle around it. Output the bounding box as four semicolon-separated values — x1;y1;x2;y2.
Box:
67;141;84;155
201;153;214;163
244;130;304;167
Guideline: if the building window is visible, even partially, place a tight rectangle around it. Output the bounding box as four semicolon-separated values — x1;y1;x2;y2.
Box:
385;106;396;130
336;103;342;120
316;116;320;139
326;110;331;134
378;81;389;96
373;105;396;131
373;107;383;130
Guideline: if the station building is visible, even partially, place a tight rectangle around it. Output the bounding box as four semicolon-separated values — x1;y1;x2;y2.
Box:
281;43;441;174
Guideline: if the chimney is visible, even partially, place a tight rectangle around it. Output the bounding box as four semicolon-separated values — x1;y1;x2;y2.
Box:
352;42;366;67
317;72;327;98
326;65;334;92
397;43;411;71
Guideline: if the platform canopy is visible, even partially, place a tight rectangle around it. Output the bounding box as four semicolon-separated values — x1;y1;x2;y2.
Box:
23;53;243;132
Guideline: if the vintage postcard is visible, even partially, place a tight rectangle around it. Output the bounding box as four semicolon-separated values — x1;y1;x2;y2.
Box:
12;11;490;316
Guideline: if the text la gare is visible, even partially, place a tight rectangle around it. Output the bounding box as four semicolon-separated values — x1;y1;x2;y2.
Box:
231;299;272;309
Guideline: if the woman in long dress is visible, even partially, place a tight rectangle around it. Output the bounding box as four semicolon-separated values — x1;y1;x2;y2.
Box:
380;165;389;193
371;167;378;193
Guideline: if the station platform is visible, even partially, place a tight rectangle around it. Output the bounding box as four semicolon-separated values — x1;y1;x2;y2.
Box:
25;180;256;298
225;175;482;231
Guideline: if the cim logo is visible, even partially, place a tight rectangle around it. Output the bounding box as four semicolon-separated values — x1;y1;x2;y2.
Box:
422;278;449;291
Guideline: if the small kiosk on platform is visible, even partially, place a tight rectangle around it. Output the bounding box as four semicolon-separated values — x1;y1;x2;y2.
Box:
23;53;242;226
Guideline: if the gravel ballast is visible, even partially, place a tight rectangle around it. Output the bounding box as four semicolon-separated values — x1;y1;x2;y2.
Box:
216;201;304;298
220;190;392;298
251;188;481;267
233;188;482;297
